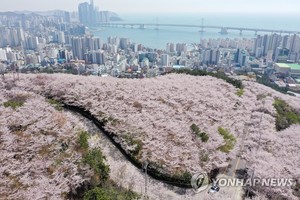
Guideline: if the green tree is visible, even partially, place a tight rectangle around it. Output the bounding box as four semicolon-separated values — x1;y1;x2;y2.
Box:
3;100;24;109
173;69;243;89
47;99;63;111
78;131;89;150
273;99;300;131
217;127;236;153
190;124;209;142
84;188;111;200
200;133;209;142
236;88;244;97
82;148;110;182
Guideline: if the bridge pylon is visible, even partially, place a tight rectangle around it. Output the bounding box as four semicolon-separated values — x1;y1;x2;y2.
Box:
199;18;205;33
139;24;145;29
219;27;228;35
155;17;160;30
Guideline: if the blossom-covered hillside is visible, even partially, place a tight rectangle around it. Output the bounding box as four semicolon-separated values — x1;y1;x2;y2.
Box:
0;85;94;199
11;73;300;199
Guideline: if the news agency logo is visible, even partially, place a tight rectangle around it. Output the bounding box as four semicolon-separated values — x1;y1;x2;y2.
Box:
191;172;296;194
216;177;295;188
190;172;210;193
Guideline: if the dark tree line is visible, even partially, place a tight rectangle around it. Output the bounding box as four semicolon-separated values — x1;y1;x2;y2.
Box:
173;68;244;89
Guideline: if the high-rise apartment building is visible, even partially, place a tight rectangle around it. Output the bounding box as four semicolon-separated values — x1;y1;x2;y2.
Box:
161;54;169;66
120;38;130;50
78;0;97;25
71;37;84;60
78;2;90;25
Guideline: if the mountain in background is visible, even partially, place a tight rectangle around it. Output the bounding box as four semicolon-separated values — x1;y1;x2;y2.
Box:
100;11;122;21
0;9;122;23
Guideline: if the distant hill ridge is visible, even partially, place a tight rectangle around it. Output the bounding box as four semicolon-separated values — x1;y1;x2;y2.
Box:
0;10;122;21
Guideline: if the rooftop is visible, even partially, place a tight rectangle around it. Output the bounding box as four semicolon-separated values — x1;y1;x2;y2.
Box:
276;63;300;70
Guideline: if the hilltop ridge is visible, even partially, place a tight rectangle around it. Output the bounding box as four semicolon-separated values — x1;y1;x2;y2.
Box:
1;73;299;199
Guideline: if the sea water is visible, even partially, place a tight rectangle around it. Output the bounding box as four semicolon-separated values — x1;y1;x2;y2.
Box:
91;13;300;49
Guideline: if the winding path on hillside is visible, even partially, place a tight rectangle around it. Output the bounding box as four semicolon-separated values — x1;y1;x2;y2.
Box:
5;73;246;199
69;111;200;199
68;110;242;200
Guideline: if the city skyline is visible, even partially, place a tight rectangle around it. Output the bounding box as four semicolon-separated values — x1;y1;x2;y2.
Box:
1;0;300;14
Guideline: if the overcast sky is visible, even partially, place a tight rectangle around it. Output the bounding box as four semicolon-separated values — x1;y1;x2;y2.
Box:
1;0;300;14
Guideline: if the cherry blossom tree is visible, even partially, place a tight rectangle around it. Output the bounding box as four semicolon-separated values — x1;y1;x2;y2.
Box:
7;73;300;199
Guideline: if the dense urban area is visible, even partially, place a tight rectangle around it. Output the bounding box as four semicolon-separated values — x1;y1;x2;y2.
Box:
0;1;300;95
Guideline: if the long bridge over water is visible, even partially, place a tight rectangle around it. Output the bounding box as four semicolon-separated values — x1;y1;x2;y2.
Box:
97;22;300;35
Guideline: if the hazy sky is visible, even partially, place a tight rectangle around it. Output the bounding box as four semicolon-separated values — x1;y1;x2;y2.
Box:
1;0;300;14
